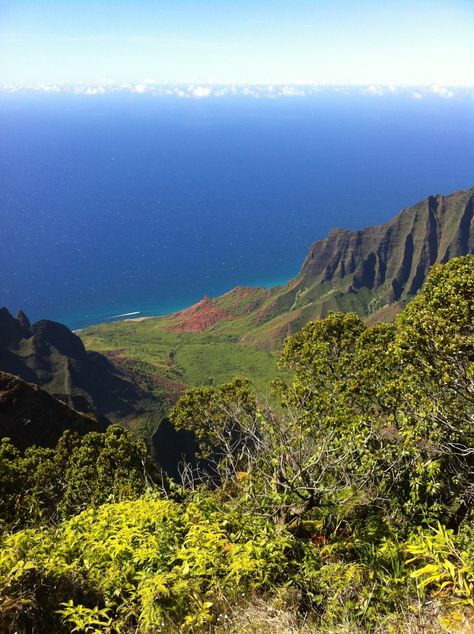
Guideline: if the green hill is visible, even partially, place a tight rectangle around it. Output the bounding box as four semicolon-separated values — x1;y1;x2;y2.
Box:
81;186;474;392
0;308;162;428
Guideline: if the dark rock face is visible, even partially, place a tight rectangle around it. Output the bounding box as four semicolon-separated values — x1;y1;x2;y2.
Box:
299;188;473;299
31;320;86;359
0;371;101;450
0;310;149;422
278;186;474;321
152;418;199;480
0;307;25;348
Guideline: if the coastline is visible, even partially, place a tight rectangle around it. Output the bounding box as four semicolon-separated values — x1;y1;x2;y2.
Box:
69;275;294;332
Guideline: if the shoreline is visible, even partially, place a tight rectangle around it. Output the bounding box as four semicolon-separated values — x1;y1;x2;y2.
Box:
69;276;293;332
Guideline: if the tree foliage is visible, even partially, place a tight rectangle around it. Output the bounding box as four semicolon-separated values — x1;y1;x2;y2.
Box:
171;256;474;534
0;425;156;531
1;256;473;632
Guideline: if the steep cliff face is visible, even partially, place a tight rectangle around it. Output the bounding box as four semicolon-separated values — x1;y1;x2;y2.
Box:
298;188;473;305
0;309;151;421
0;370;101;449
146;187;474;350
237;186;474;346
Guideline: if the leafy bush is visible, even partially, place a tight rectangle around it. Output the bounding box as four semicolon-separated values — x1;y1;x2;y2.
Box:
0;492;297;632
0;425;157;531
407;524;474;608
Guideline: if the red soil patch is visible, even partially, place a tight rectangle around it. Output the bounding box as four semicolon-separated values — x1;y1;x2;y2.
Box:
170;297;235;333
103;348;129;359
151;375;186;400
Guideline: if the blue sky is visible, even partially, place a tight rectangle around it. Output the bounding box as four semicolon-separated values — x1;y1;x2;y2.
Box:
0;0;473;85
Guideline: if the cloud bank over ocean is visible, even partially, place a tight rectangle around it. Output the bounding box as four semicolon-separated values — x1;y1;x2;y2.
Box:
1;82;472;100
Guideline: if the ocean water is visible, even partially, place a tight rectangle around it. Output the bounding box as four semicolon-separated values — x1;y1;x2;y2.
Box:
1;91;473;329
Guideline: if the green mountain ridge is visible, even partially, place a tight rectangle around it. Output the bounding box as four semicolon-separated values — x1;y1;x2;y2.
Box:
276;186;473;322
0;370;101;449
81;186;474;390
181;185;474;349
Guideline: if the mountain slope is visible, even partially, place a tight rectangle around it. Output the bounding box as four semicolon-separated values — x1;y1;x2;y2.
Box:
268;186;473;325
81;186;474;384
0;308;156;422
161;186;474;348
0;370;100;449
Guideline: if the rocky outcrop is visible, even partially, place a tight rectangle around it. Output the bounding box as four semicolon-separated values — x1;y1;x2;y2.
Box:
0;307;26;348
148;187;473;352
243;186;474;345
0;310;151;421
0;371;100;449
293;187;474;313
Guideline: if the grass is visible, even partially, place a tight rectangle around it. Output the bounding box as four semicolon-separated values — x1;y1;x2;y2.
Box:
215;595;474;633
80;319;289;398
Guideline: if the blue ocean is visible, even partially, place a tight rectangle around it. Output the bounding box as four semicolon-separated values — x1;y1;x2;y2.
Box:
1;91;473;329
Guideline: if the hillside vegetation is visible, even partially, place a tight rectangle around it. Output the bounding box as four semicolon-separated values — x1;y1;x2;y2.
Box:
0;308;158;427
80;187;474;402
81;321;289;401
1;256;472;633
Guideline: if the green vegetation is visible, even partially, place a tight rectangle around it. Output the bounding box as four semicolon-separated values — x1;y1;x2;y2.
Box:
0;493;297;633
0;426;156;532
1;256;473;632
81;324;289;398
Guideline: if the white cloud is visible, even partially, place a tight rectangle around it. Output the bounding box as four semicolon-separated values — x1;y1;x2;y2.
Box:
1;82;471;101
37;83;61;92
189;85;211;98
276;86;305;96
73;85;105;95
366;84;385;96
431;84;454;99
1;83;20;92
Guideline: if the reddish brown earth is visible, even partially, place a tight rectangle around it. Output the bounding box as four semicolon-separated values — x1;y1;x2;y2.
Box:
170;297;235;333
151;375;186;400
167;286;273;334
172;297;235;332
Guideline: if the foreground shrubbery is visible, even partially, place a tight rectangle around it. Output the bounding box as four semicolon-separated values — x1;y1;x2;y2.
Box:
0;425;157;531
0;491;472;632
0;256;472;632
0;492;296;632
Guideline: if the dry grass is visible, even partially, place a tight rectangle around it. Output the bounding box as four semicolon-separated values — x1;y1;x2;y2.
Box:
211;596;474;634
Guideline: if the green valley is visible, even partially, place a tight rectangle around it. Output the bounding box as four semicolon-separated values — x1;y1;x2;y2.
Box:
80;186;474;402
81;320;289;399
1;255;473;633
